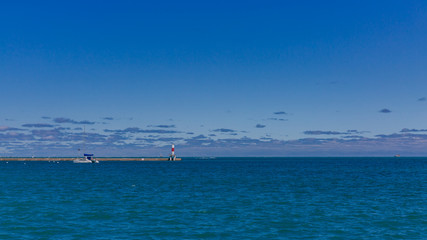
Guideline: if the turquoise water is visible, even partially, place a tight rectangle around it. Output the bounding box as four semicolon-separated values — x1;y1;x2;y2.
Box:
0;158;426;239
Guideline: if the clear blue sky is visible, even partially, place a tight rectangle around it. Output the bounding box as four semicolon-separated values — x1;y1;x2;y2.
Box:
1;0;427;156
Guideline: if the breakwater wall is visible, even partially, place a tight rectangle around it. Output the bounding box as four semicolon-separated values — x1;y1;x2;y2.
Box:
0;157;181;161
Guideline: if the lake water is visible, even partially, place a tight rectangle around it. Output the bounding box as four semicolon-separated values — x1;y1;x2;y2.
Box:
0;157;426;239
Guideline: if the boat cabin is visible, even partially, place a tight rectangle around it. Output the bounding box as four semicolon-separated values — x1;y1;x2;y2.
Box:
84;153;94;161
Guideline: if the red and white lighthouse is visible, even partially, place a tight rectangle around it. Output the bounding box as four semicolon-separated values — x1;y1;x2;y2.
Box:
169;144;176;161
171;144;175;156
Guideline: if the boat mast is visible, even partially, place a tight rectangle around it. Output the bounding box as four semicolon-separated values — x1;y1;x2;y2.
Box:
83;125;86;155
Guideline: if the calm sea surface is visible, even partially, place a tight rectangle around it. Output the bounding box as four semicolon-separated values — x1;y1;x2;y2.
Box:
0;157;426;239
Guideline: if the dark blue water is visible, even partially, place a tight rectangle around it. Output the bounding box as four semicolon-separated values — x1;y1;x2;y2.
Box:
0;158;426;239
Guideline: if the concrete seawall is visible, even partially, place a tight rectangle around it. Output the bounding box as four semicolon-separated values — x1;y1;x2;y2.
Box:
0;157;181;161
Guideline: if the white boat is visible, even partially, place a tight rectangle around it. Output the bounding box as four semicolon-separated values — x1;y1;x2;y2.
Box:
73;158;93;163
73;154;99;163
73;126;99;163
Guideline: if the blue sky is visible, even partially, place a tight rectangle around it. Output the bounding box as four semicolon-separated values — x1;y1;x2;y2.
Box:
1;0;427;156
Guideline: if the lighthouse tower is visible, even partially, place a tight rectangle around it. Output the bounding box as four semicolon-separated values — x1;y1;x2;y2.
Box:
169;144;176;161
